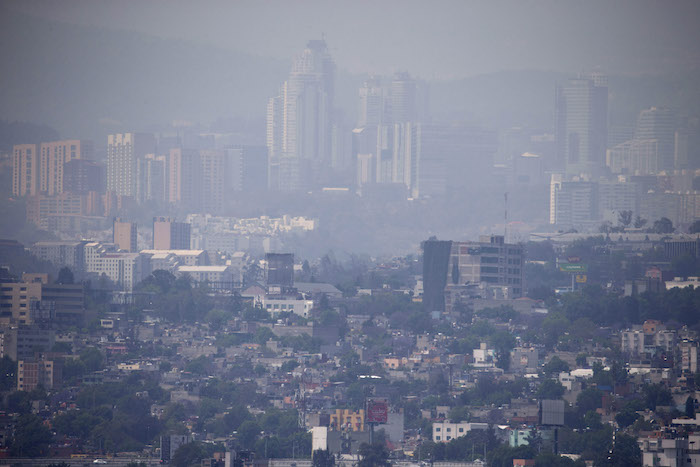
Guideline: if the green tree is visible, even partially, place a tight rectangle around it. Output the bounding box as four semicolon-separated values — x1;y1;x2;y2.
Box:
543;356;570;375
79;347;104;372
11;414;52;457
652;217;674;234
237;420;261;449
643;383;672;411
575;388;602;416
575;354;588;368
690;219;700;234
171;442;207;467
617;210;633;230
603;434;642;466
583;411;602;430
633;216;647;229
312;449;335;467
536;379;565;400
615;407;639;429
358;442;390;467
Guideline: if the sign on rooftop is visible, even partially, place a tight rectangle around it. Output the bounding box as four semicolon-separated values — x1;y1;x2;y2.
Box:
559;263;588;272
366;398;388;424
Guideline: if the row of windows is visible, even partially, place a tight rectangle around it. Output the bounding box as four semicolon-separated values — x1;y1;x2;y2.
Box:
434;427;465;433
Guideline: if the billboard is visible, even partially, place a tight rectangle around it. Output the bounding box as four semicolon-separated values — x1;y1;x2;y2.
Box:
540;399;565;426
366;398;388;424
559;263;587;272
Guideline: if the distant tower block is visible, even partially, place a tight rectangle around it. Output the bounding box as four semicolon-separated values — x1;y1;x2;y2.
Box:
113;218;137;252
266;253;294;287
153;217;191;250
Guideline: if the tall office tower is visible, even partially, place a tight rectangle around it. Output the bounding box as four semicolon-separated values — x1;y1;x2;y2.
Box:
634;107;677;171
391;122;419;191
12;144;39;196
113;218;137;252
390;72;416;124
422;239;453;312
63;159;104;194
356;153;375;189
106;133;156;200
265;253;294;287
199;149;226;213
267;39;335;191
168;147;201;211
555;75;608;178
153;217;191;250
358;77;385;128
266;95;284;189
549;178;598;228
224;146;268;192
40;140;94;195
384;123;497;198
200;148;257;213
675;129;689;169
141;154;167;204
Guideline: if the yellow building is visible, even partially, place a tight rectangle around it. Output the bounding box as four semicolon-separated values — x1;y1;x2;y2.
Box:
330;409;364;432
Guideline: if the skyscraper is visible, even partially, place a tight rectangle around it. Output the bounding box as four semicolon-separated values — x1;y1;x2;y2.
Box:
555;75;608;178
106;133;156;200
390;72;416;124
225;146;268;192
267;40;335;191
199;149;226;213
167;147;201;211
358;77;385;128
141;153;167;204
634;107;677;171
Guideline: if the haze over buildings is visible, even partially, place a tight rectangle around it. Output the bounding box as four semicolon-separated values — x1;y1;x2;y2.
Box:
2;2;700;466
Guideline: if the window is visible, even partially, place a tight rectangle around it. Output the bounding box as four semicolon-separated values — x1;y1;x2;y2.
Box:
435;427;441;432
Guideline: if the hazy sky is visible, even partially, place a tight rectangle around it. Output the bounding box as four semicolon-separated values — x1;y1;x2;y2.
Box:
5;0;700;79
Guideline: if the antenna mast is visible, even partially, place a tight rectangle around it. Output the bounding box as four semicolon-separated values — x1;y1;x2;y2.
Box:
504;192;508;241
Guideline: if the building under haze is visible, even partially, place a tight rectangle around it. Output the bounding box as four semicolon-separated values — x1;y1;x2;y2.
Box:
422;236;525;312
265;253;294;288
634;107;677;172
13;140;94;197
167;147;201;210
106;133;157;200
358;77;386;128
113;218;137;252
153;217;191;250
447;236;525;298
555;74;608;178
267;39;335;191
63;159;104;194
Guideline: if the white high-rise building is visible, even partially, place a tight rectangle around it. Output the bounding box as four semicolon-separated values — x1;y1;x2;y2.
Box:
555;75;608;178
267;40;335;191
634;107;677;171
358;77;385;128
106;133;156;200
